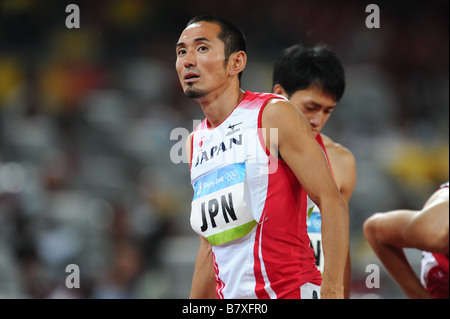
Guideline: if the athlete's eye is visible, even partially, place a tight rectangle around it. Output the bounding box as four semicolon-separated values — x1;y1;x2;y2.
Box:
177;48;187;56
198;45;209;52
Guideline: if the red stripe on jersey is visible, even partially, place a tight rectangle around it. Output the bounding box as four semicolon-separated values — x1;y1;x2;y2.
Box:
432;253;449;275
212;251;225;299
426;262;449;299
253;217;272;299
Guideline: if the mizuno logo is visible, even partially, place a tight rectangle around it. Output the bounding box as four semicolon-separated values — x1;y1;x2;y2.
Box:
226;122;242;136
228;122;242;130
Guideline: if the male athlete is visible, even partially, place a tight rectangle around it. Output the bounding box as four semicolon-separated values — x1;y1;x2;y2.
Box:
176;15;348;299
272;44;357;298
364;182;449;299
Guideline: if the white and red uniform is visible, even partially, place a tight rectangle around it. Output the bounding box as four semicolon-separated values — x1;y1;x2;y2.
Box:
189;91;322;299
420;182;449;299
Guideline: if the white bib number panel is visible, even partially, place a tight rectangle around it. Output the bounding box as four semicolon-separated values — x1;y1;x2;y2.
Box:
191;162;257;246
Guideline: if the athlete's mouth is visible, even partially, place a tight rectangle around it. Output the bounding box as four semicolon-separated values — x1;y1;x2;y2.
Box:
184;72;200;82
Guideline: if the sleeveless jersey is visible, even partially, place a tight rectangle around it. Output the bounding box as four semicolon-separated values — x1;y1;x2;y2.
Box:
306;134;334;274
189;91;322;299
420;182;449;299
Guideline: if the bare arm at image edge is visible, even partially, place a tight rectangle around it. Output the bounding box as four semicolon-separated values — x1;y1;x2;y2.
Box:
363;187;449;298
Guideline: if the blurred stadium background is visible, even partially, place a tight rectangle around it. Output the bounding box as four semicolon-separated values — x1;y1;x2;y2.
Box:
0;0;448;298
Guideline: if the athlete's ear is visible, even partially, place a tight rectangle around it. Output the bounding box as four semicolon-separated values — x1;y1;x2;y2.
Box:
272;84;288;98
228;51;247;77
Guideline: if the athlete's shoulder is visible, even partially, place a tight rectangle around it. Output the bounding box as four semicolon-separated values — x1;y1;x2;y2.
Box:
244;90;287;101
244;90;301;127
261;96;308;129
425;182;450;208
321;134;357;192
240;91;286;107
321;134;355;161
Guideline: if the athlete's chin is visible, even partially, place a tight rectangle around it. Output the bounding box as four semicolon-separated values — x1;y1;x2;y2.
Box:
185;86;208;99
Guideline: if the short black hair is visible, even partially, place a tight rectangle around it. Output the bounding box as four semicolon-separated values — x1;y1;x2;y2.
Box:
272;44;345;101
187;15;246;81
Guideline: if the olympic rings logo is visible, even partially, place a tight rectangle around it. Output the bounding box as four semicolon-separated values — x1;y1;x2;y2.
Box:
224;170;238;181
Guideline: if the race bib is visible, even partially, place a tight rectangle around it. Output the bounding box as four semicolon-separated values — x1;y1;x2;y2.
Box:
191;162;257;246
307;197;324;274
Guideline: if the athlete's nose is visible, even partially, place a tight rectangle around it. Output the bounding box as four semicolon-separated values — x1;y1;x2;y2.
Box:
184;49;197;68
309;111;322;128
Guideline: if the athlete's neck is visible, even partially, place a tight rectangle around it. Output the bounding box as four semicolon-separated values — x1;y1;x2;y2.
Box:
197;88;245;128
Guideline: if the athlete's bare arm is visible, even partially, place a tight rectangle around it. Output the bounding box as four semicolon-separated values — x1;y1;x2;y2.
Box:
363;187;449;298
321;134;357;204
405;187;449;254
190;235;217;298
186;133;217;299
261;99;349;299
322;134;357;299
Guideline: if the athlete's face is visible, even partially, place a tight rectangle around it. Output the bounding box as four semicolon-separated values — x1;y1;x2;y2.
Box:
176;21;229;100
276;85;337;136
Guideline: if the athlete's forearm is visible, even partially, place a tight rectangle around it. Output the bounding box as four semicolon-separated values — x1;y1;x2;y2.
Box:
343;249;351;299
320;197;349;298
364;225;431;298
190;236;217;299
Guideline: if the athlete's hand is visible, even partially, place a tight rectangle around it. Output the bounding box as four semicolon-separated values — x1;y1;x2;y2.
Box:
320;280;344;299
